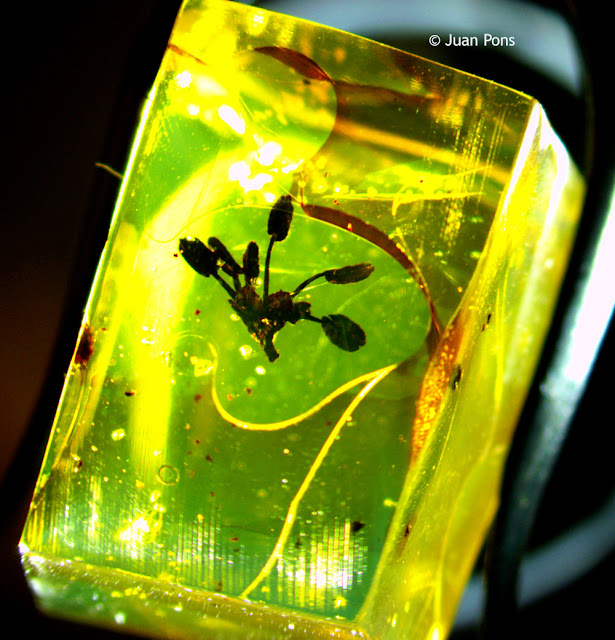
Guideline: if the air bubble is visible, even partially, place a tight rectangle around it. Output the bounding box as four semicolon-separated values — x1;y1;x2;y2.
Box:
157;465;179;485
190;356;213;377
71;454;82;472
240;345;254;358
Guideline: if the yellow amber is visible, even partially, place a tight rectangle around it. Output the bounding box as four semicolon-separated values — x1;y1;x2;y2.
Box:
20;1;584;639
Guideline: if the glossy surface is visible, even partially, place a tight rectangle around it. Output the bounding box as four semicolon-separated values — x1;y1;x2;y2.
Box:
20;1;584;638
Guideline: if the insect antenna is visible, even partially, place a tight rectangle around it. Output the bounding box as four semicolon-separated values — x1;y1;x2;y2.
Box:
209;237;243;291
264;195;294;304
178;237;236;297
292;263;374;297
242;241;260;286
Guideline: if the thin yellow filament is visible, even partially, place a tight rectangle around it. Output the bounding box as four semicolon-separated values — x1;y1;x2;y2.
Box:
239;364;395;599
212;366;392;431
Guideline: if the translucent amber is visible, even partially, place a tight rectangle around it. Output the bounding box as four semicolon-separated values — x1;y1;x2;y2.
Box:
20;1;584;639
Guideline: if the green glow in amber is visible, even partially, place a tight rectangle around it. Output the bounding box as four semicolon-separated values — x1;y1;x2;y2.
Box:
20;1;585;639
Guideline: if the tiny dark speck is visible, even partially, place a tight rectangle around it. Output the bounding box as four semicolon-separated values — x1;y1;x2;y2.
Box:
482;312;492;332
206;454;213;463
351;520;365;533
451;365;462;390
125;390;136;397
75;325;94;367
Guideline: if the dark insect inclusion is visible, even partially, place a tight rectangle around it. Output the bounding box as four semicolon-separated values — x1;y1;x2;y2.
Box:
179;195;374;362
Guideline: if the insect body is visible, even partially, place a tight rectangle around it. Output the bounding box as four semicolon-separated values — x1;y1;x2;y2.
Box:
179;196;374;362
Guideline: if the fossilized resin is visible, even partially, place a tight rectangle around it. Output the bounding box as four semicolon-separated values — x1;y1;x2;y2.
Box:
20;1;584;639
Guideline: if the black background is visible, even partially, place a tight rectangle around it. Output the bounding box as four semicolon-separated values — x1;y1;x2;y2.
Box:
1;1;613;638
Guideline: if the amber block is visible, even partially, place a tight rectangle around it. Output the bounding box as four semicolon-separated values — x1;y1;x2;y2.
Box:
20;1;584;639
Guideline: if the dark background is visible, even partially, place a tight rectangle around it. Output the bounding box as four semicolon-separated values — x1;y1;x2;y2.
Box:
1;1;613;638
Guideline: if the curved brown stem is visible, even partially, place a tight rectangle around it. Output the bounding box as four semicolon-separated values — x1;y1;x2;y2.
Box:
301;203;441;353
